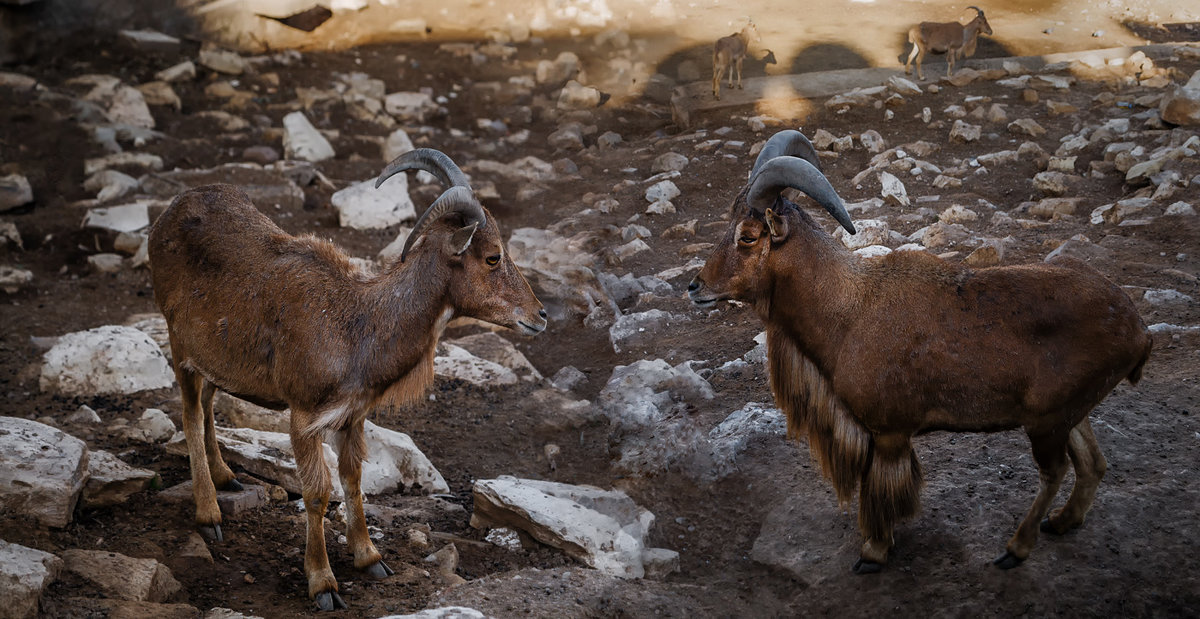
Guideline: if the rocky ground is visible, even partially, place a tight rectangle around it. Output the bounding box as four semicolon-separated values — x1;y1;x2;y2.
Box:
1;21;1199;619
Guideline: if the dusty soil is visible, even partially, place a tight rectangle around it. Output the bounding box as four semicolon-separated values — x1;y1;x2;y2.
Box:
2;14;1199;619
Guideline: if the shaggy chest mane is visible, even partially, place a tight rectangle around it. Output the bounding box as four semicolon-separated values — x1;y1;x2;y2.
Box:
766;327;870;504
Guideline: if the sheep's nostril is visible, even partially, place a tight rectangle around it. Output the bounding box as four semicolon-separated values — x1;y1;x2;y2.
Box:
538;309;547;319
687;280;700;292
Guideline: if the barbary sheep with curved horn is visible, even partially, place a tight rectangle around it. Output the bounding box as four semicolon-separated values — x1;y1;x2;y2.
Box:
688;129;1151;574
905;6;993;80
148;148;546;610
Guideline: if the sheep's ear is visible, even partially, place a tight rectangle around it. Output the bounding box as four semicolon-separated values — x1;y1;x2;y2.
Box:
448;221;479;255
765;208;789;242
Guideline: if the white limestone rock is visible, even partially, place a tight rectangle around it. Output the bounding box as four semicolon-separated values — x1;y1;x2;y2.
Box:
609;309;683;354
359;421;450;495
383;128;415;161
877;171;909;207
282;111;335;162
82;202;152;233
1143;289;1193;307
197;47;246;75
0;541;62;619
435;343;520;386
834;219;889;250
40;325;174;396
83;450;157;508
83;170;139;202
446;332;542;382
60;549;181;602
385;91;438;122
0;417;89;528
0;265;34;293
598;359;712;428
471;476;664;579
0;173;33;211
332;177;416;230
949;120;981;143
557;80;604;110
168;423;446;499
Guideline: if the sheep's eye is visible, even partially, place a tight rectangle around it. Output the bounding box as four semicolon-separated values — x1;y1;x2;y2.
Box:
485;255;501;266
738;235;757;245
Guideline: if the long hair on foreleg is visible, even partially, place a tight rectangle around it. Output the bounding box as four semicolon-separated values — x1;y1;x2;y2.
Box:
767;327;870;506
859;437;923;542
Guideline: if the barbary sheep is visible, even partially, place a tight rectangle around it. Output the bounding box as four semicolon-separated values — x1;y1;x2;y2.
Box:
148;149;546;610
688;129;1151;574
905;6;993;80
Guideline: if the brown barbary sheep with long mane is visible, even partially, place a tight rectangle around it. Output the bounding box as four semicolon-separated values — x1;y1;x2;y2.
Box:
688;129;1152;574
148;149;546;610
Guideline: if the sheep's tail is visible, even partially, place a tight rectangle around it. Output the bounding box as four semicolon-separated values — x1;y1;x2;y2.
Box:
1127;333;1153;385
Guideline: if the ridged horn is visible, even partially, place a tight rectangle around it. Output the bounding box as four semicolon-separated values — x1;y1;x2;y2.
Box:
750;129;822;178
966;5;984;16
375;149;487;262
748;156;856;234
375;148;471;190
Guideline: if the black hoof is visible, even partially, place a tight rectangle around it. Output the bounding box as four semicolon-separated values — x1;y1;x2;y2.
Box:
200;524;223;542
364;560;394;579
1040;517;1075;535
220;478;244;492
992;551;1024;570
852;558;883;575
315;591;347;611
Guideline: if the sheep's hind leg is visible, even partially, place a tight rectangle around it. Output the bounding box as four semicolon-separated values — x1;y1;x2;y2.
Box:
994;430;1069;569
854;434;923;574
178;368;224;542
1042;419;1107;535
201;381;242;492
904;42;920;76
334;423;393;580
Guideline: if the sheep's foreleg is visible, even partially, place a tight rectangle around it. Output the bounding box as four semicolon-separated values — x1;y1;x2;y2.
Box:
292;422;345;611
335;423;393;579
854;434;923;574
1042;419;1107;534
995;431;1070;569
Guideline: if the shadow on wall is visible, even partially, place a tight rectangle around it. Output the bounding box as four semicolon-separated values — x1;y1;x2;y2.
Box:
1121;20;1200;43
0;0;196;65
789;42;870;74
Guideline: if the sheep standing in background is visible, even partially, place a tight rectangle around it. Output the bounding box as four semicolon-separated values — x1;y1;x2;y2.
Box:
688;130;1151;574
713;20;764;100
905;6;993;80
148;149;546;610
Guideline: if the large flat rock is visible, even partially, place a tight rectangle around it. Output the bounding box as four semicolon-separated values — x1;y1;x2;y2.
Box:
0;417;89;528
60;549;181;603
471;476;674;579
0;541;63;619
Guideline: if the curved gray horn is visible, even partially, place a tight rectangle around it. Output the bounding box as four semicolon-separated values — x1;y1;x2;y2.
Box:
750;130;822;179
399;185;486;262
375;148;471;190
966;5;983;15
748;156;856;234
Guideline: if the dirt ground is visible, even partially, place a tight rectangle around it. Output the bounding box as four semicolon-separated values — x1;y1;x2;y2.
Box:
2;5;1200;619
